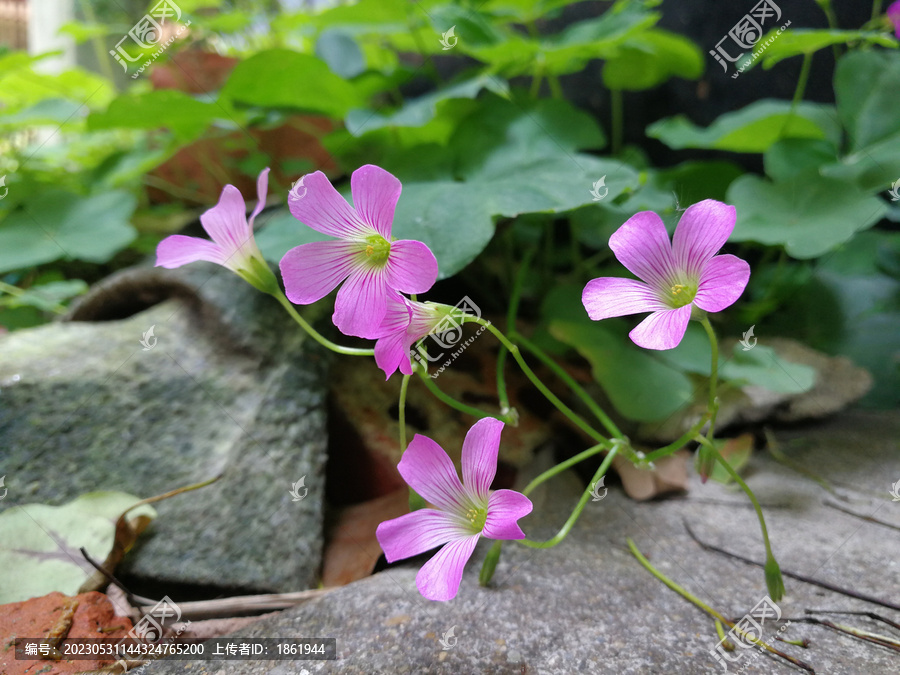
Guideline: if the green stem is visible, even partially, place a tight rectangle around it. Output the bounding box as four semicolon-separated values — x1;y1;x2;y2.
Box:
416;367;515;423
0;280;66;314
872;0;884;22
496;348;511;413
698;435;784;600
791;52;813;108
399;371;426;510
777;52;813;142
518;442;620;548
497;247;537;414
627;537;726;620
521;442;609;497
699;316;720;437
512;331;623;440
78;0;117;85
272;291;374;356
699;438;772;559
547;74;563;99
610;88;623;155
818;0;842;61
473;319;609;447
643;413;711;464
398;373;411;452
530;68;544;98
628;539;805;670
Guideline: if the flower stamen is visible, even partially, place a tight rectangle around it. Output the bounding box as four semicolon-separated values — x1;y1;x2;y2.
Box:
364;234;391;265
465;506;488;532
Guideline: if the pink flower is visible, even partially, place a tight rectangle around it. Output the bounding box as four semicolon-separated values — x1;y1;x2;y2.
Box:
582;199;750;350
376;418;533;602
889;0;900;37
373;296;459;379
156;168;277;293
279;165;438;339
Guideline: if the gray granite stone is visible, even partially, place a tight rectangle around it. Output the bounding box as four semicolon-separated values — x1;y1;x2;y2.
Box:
147;410;900;673
0;266;329;593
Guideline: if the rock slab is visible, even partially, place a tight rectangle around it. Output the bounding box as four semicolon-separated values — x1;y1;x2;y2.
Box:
0;266;328;594
147;410;900;674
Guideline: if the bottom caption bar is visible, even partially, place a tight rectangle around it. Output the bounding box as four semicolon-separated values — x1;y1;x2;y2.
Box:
15;638;336;661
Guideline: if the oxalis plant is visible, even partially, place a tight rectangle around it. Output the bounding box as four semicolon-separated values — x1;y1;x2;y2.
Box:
155;163;784;605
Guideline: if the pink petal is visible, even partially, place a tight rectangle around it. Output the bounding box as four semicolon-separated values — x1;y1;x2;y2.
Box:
374;297;413;379
610;211;679;288
582;277;668;321
350;164;402;239
288;171;372;240
694;254;750;313
385;240;439;294
398;434;466;512
248;167;270;230
332;267;391;338
461;418;504;502
629;305;692;350
376;508;470;563
888;1;900;37
200;184;250;254
279;240;359;305
375;331;414;379
156;235;227;268
482;490;533;540
415;534;480;602
672;200;736;276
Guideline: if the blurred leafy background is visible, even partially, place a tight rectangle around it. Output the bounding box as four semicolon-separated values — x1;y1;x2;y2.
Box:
1;0;898;416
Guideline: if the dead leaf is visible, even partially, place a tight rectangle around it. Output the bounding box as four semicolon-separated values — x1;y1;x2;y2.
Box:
613;450;690;501
321;488;410;586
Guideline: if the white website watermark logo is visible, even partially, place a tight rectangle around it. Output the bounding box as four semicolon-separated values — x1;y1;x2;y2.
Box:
411;296;488;379
590;476;607;501
710;595;790;671
590;176;608;201
0;475;6;500
289;476;308;502
709;1;789;79
739;325;757;351
0;175;8;200
888;178;900;202
890;479;900;502
438;625;458;650
116;596;190;670
140;325;157;351
125;596;189;643
110;0;191;79
289;176;308;201
439;26;458;50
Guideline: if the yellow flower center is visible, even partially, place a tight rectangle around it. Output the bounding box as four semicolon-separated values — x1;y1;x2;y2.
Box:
364;234;391;265
667;281;697;308
465;506;488;532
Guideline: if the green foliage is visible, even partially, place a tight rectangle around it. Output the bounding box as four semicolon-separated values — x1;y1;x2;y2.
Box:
542;287;815;422
220;50;364;117
757;29;897;69
647;100;841;153
727;174;886;258
2;0;898;413
602;29;704;91
0;191;137;273
88;90;222;140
